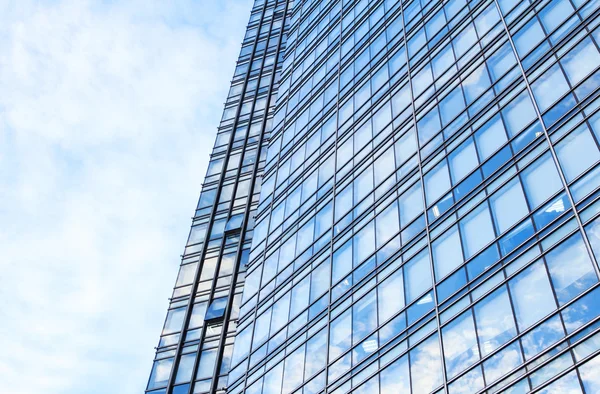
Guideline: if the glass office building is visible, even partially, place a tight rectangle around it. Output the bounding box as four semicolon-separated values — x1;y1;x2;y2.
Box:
148;0;600;393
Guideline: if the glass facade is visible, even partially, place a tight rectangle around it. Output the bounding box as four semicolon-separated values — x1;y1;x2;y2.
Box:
148;0;600;393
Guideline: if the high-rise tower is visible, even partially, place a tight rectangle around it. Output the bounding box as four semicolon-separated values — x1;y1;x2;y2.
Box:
149;0;600;393
146;1;291;393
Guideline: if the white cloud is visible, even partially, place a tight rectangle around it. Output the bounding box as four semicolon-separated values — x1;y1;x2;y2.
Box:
0;1;252;393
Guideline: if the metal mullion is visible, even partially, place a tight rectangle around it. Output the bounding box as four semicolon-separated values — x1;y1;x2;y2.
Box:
322;2;344;391
208;16;287;394
237;4;297;391
399;0;450;392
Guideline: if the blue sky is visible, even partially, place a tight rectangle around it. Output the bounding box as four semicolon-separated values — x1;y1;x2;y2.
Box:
0;1;252;393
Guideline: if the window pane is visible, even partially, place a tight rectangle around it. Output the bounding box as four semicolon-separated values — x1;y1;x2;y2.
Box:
378;268;405;322
521;152;563;208
561;37;600;86
521;315;565;360
546;233;598;305
196;349;217;379
376;202;400;248
329;309;352;359
442;310;480;378
305;329;327;378
555;125;600;181
425;161;451;205
532;64;570;112
163;307;186;334
449;140;479;183
148;358;173;389
410;334;443;393
380;354;410;393
474;286;517;355
579;353;600;393
483;341;523;383
475;114;508;160
490;178;529;234
352;290;378;344
460;203;495;258
509;260;557;330
433;225;464;279
399;182;424;226
448;366;485;394
175;353;196;384
405;249;433;302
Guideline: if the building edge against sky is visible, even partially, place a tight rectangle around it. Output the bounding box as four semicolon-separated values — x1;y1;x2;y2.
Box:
148;0;600;394
146;0;291;393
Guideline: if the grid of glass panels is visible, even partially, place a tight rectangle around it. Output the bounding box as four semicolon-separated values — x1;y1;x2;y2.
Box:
145;1;292;393
228;0;600;393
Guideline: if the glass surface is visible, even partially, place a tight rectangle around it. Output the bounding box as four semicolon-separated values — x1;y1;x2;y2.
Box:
410;334;443;393
474;286;517;355
442;310;480;378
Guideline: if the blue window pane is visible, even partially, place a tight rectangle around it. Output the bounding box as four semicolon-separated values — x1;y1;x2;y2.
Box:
483;341;523;383
418;107;442;144
333;240;352;283
474;286;517;355
262;362;283;394
175;353;196;384
148;358;173;390
521;315;565;360
196;349;217;379
163;307;186;334
460;203;496;258
352;290;378;344
410;334;443;393
502;91;536;137
555;124;600;182
537;370;582;394
514;18;545;57
462;64;491;104
467;244;500;280
449;140;479;183
380;354;410;393
205;297;228;320
433;225;464;279
329;309;352;359
437;268;467;302
532;64;570;112
305;329;327;378
488;43;516;82
579;353;600;393
561;286;600;333
546;233;598;305
376;202;400;248
521;152;563;208
395;129;417;164
490;178;530;234
440;87;466;125
448;366;485;394
561;37;600;86
442;310;480;378
539;0;574;32
354;222;375;264
405;249;432;302
399;182;424;226
585;216;600;260
378;268;405;322
475;114;508;160
509;260;557;330
425;161;451;205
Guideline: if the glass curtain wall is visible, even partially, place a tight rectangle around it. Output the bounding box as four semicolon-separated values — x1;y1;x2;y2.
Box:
228;0;600;394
